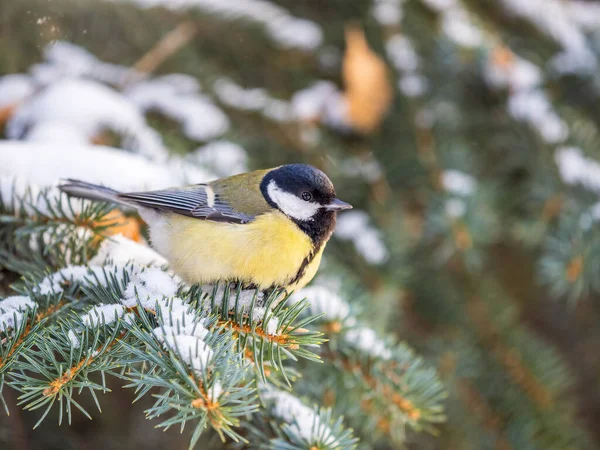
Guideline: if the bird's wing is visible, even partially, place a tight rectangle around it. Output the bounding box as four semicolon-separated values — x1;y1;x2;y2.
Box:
118;185;254;224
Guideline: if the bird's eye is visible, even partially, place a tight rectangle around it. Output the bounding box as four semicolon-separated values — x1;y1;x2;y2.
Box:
301;191;312;201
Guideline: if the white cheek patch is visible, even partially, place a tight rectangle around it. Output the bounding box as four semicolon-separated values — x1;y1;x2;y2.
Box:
267;180;321;221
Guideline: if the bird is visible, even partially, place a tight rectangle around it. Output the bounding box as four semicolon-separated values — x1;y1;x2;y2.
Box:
59;164;352;292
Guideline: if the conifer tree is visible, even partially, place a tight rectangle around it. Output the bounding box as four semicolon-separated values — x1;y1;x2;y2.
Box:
1;0;600;449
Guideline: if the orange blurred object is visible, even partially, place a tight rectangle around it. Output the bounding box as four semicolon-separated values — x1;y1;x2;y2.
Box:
0;103;18;126
491;44;515;71
343;25;393;134
95;210;143;243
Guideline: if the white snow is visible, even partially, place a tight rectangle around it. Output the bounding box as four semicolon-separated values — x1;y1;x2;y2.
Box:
34;41;142;86
399;74;428;97
0;296;35;330
36;265;106;295
214;78;268;111
320;92;350;131
441;8;483;48
568;1;600;30
147;74;200;94
0;174;92;223
198;284;280;335
208;381;223;401
421;0;457;12
484;54;542;92
1;175;50;217
41;40;141;86
122;268;179;308
155;297;198;329
35;265;177;305
24;121;89;145
386;35;419;72
7;79;167;161
153;323;209;342
344;326;392;360
214;77;293;123
154;332;214;374
81;304;126;327
191;140;248;177
291;286;350;322
0;142;197;192
445;198;467;218
256;307;279;335
420;0;483;47
508;90;569;144
215;76;350;130
113;0;323;51
441;170;476;196
420;0;576;144
0;311;25;331
0;74;35;109
262;389;337;446
555;147;600;193
550;49;597;75
579;201;600;230
90;234;168;267
67;330;81;347
372;0;404;26
498;0;597;75
36;264;146;297
384;33;428;98
335;211;389;265
0;296;35;313
29;225;94;264
291;81;340;122
35;263;215;375
126;77;230;142
263;98;294;122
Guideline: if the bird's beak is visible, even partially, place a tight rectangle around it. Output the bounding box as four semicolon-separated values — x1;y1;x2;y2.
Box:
324;198;353;211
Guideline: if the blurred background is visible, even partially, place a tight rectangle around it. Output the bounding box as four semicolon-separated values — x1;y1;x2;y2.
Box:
2;0;600;449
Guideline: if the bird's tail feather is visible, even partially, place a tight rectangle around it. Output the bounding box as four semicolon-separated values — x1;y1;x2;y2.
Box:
58;179;132;207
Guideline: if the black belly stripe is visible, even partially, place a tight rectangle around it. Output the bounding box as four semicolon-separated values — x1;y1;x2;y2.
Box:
286;209;336;288
288;245;320;286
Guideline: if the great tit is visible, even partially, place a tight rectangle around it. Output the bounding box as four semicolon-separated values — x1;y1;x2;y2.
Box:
59;164;352;291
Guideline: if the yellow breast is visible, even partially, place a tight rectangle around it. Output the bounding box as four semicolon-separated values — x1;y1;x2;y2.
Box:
163;211;322;290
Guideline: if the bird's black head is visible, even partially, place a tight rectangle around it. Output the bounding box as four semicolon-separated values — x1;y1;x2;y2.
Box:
260;164;352;245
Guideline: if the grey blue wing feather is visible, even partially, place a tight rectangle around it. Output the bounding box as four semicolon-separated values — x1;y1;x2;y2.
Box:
118;185;254;224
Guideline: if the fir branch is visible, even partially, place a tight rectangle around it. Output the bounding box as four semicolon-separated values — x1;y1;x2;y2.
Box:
294;285;447;445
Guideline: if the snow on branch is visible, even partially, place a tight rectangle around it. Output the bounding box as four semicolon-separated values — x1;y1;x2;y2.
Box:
90;234;168;267
0;75;35;110
262;389;339;447
41;40;141;87
555;147;600;193
421;0;484;48
214;77;295;123
335;210;389;265
291;284;446;441
35;265;119;296
498;0;598;74
292;285;352;324
0;296;36;331
0;142;215;192
126;76;230;142
440;170;477;218
385;34;428;98
7;79;167;161
112;0;323;51
372;0;404;26
190;140;248;177
344;326;393;360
